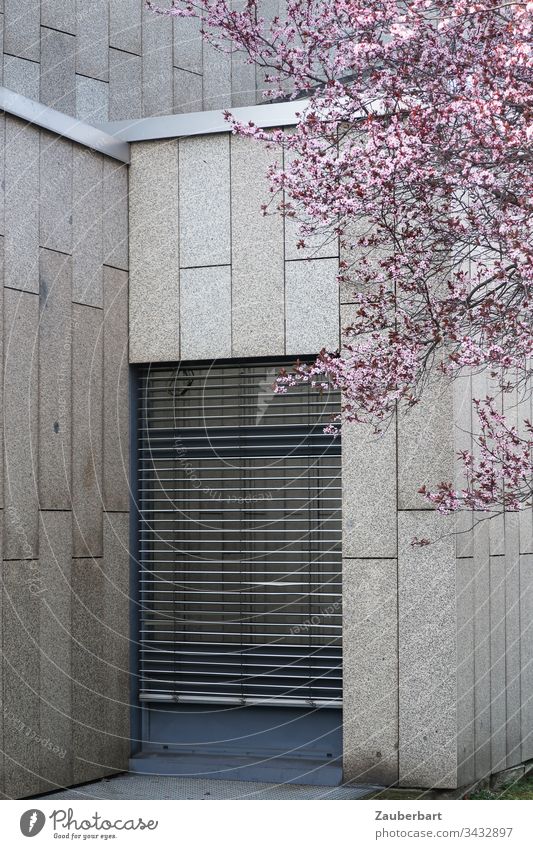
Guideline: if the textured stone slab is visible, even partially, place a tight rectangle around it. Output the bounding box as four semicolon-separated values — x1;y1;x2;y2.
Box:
102;512;131;771
398;373;455;510
110;0;142;55
473;520;491;779
103;159;129;272
103;266;129;512
0;516;3;796
109;48;142;121
173;67;203;114
398;511;458;788
38;249;72;510
504;511;522;767
232;51;256;108
4;0;40;62
519;553;533;762
173;14;202;74
3;54;40;99
129;141;180;363
73;147;103;308
342;419;397;558
39;511;73;791
0;115;4;236
3;289;39;559
76;0;109;82
489;554;507;773
285;258;339;355
2;560;43;798
4;118;39;294
142;0;173;117
72;304;103;558
180;266;232;360
0;238;3;508
343;558;399;785
203;40;231;110
231;135;284;357
41;0;76;35
40;26;76;115
39;132;73;255
71;558;109;785
179;134;231;268
75;75;109;123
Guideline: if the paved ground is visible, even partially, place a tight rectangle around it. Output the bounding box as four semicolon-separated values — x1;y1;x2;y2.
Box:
37;773;380;801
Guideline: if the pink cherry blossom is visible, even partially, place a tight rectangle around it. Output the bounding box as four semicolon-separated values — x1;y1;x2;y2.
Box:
150;1;533;515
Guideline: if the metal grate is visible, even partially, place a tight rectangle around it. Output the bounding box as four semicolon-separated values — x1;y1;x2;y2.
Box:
137;361;342;709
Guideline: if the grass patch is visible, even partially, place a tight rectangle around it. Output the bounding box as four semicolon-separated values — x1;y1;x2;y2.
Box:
469;774;533;801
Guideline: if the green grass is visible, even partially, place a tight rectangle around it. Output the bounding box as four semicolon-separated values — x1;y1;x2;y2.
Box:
469;774;533;800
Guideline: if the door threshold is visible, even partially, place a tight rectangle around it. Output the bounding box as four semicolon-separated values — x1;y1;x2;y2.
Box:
129;751;342;786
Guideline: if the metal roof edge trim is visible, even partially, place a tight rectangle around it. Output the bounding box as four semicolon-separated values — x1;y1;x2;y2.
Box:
0;86;131;163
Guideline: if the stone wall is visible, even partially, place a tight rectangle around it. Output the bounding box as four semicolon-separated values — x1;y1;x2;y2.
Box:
0;0;280;121
0;115;130;798
128;132;533;789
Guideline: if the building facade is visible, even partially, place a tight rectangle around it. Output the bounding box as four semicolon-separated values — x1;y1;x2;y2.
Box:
0;1;531;798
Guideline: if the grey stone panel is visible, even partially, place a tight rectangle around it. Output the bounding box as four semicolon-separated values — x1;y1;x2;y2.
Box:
285;258;339;355
4;118;39;294
142;0;173;117
0;516;3;795
519;554;533;762
39;511;73;791
519;389;533;553
3;54;40;100
489;554;507;773
3;289;39;560
179;134;231;268
109;48;142;121
231;135;285;357
398;373;455;511
284;147;339;262
75;75;109;123
39;132;73;255
504;511;521;767
110;0;142;55
473;520;491;779
76;0;109;82
103;159;129;272
202;40;231;111
72;304;103;558
0;14;4;85
2;561;43;798
232;51;256;108
38;249;72;510
180;266;232;360
342;420;397;559
398;511;458;788
129;141;180;363
102;512;130;771
454;374;474;559
103;266;129;513
456;558;475;787
41;1;76;35
343;558;398;785
173;67;203;114
173;14;202;74
71;557;109;785
0;238;3;509
4;0;40;62
72;147;103;308
40;27;76;115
